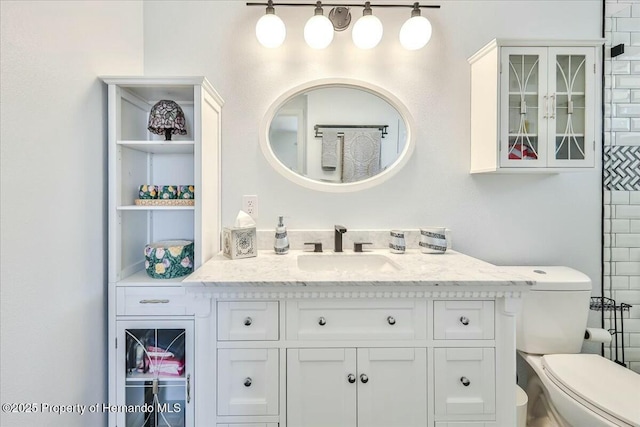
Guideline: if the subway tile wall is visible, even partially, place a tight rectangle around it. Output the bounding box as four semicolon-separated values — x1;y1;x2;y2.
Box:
604;0;640;373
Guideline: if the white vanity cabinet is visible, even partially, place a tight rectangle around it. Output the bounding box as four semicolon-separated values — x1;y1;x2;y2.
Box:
103;76;223;427
199;292;520;427
469;39;601;173
183;250;530;426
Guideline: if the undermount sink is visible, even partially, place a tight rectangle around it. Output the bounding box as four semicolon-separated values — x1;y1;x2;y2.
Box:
296;253;401;273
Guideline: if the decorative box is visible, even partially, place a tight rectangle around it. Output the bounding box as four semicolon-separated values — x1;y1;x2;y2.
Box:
222;226;257;259
144;240;194;279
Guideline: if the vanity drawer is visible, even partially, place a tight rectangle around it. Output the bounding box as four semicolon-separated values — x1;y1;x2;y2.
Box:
217;348;279;416
116;286;191;316
433;301;494;340
435;423;497;427
218;424;278;427
217;301;279;341
286;300;426;341
434;348;496;418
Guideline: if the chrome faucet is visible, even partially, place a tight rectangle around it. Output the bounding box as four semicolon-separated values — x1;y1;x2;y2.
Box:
334;225;347;252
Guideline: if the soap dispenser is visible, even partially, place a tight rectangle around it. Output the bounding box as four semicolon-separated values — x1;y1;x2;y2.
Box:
274;216;289;255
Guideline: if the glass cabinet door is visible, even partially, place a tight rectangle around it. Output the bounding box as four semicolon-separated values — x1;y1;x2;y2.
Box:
548;47;595;167
501;47;548;167
118;322;193;427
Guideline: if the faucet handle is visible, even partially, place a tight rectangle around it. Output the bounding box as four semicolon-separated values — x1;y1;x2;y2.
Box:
354;242;372;253
335;225;347;233
304;242;323;253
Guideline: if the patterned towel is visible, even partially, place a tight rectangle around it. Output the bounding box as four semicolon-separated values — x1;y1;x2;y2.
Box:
342;130;381;183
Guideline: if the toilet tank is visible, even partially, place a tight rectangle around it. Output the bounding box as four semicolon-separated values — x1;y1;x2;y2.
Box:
508;266;592;354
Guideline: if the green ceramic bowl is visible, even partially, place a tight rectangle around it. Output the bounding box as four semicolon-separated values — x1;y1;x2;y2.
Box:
144;240;194;279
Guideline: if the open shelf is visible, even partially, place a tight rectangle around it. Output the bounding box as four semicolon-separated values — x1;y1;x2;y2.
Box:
117;140;195;154
117;269;189;286
117;205;195;211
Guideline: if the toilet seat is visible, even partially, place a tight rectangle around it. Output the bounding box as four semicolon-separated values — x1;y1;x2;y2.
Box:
541;354;640;427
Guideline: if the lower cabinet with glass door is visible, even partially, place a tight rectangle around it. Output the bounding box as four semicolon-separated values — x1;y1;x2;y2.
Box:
116;321;194;427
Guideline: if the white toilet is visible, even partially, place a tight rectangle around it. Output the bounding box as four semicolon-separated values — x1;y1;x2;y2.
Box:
510;266;640;427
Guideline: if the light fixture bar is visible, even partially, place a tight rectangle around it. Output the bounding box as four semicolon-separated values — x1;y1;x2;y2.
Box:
247;2;440;9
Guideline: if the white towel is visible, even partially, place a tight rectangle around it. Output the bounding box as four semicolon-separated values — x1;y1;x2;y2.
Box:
342;130;381;183
321;130;339;170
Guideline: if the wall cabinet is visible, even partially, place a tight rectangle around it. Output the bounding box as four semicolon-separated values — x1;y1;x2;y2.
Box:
469;39;601;173
203;296;515;427
103;76;223;427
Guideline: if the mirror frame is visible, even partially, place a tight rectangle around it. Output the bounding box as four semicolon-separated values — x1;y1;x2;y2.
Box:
260;78;415;193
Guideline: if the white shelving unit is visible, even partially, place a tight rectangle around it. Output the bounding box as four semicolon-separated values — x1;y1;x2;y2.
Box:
469;39;602;173
102;76;223;427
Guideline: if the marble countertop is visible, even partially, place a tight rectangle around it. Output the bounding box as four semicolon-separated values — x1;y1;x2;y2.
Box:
182;249;534;290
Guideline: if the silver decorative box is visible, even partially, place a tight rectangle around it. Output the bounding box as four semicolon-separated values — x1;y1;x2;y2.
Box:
222;226;257;259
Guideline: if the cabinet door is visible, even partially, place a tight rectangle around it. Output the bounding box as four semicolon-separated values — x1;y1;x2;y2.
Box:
217;348;279;416
500;47;548;168
117;320;193;427
357;348;427;427
434;348;495;418
547;47;595;168
287;348;357;427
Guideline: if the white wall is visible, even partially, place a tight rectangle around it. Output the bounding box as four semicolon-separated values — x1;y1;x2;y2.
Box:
0;1;143;426
143;1;602;284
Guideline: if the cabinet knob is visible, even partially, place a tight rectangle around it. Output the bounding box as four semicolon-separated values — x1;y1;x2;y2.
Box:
459;316;470;326
244;377;252;387
244;317;253;326
387;316;396;325
460;377;471;387
360;374;369;384
347;374;356;384
318;317;327;326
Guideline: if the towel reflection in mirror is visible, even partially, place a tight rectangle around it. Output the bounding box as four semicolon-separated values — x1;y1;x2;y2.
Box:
321;129;382;183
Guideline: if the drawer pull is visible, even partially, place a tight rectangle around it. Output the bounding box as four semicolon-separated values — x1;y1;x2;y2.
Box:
387;316;396;325
244;317;253;326
244;377;252;387
360;374;369;384
459;316;470;326
187;374;191;403
318;317;327;326
139;299;170;304
347;374;356;384
460;377;471;387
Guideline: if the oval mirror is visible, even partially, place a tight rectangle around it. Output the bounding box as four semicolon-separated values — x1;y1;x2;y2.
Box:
260;78;415;192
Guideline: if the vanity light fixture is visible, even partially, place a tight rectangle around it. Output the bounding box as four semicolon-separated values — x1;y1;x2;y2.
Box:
255;0;287;48
248;2;439;50
352;2;383;49
304;2;334;49
399;2;432;50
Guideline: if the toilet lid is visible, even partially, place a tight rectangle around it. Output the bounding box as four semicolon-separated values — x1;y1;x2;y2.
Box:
542;354;640;426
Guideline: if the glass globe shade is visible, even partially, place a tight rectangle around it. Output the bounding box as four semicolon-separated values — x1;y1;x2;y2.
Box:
304;15;334;49
399;15;432;50
352;14;383;49
256;14;286;48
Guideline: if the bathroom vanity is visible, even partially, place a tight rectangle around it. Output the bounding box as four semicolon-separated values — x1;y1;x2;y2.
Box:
179;249;532;427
